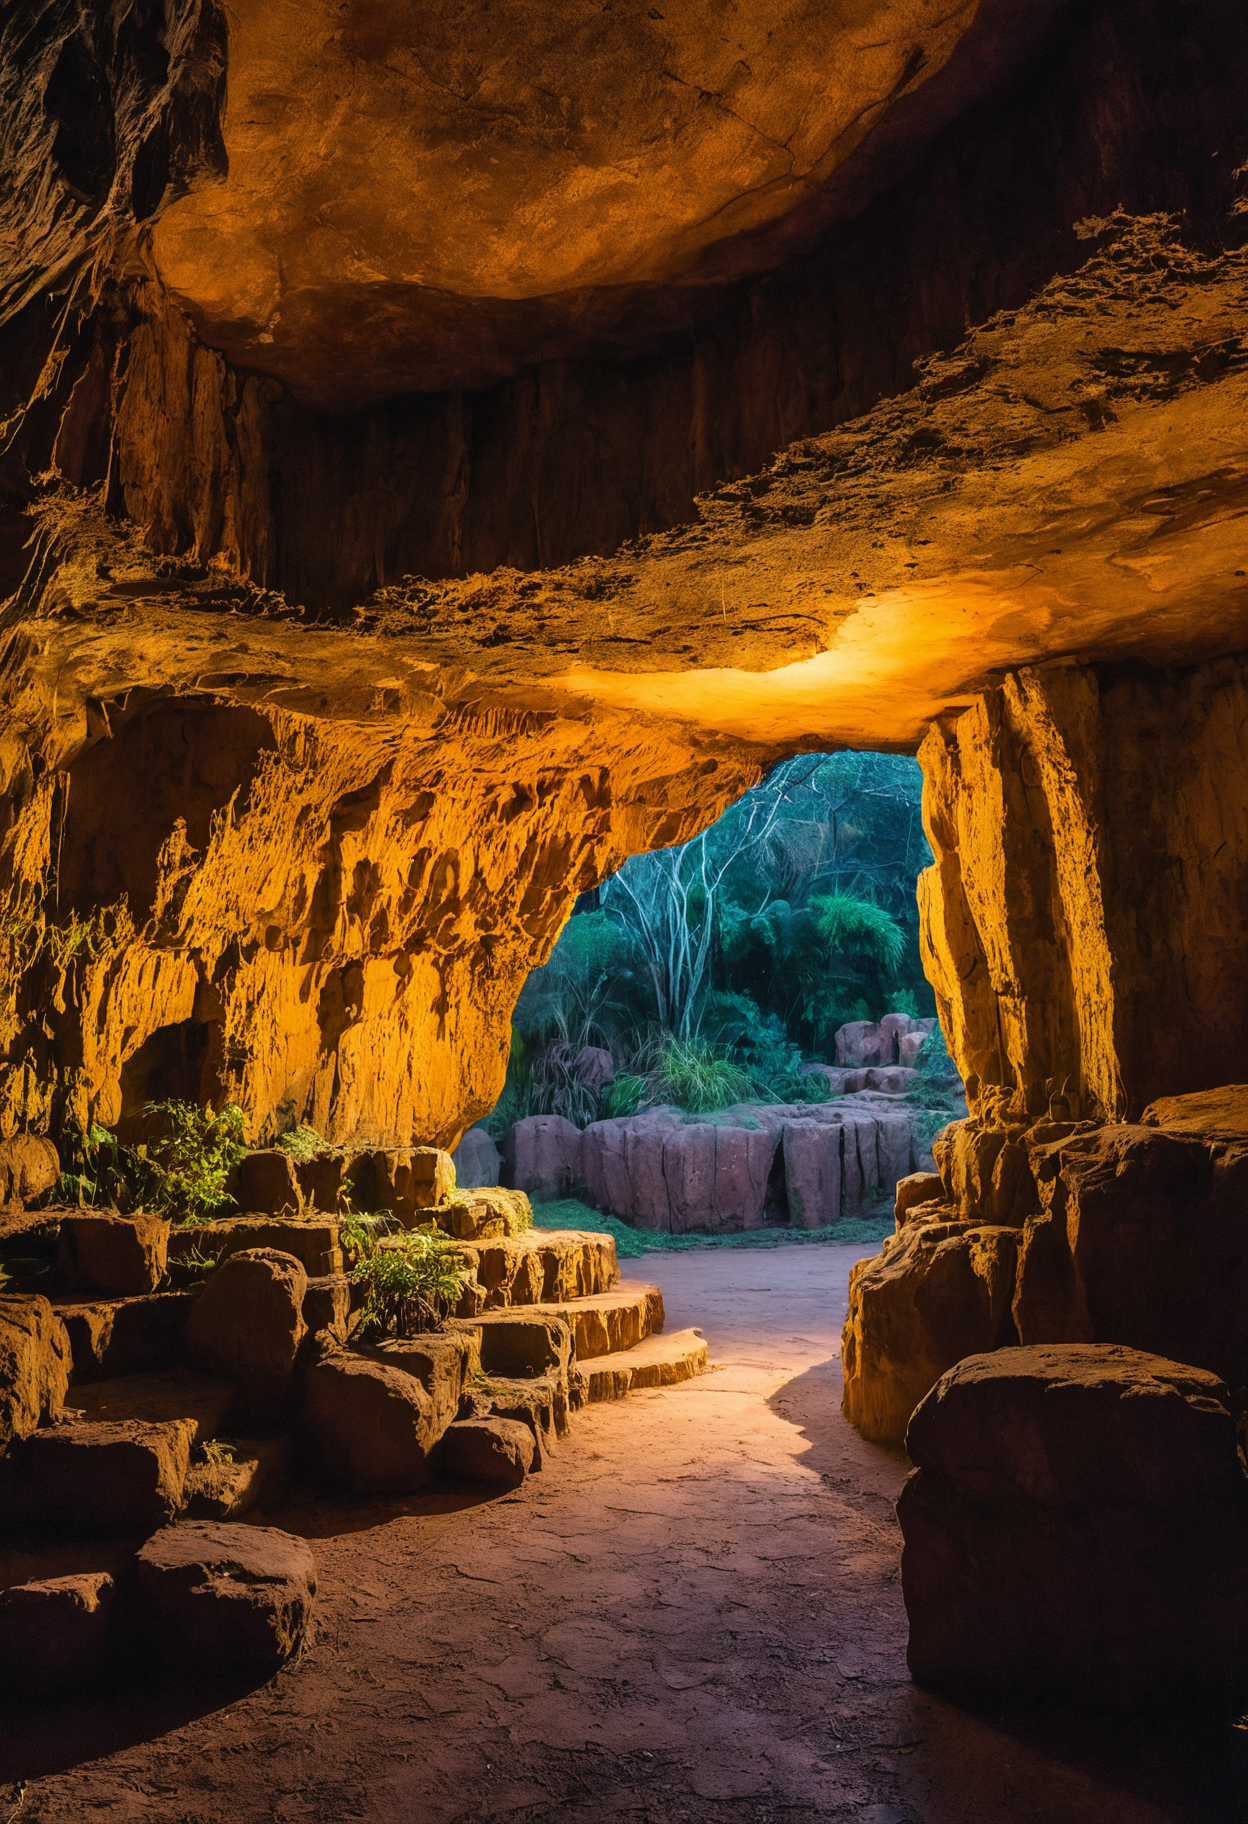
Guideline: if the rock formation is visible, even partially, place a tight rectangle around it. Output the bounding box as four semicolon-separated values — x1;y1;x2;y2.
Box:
0;0;1244;1163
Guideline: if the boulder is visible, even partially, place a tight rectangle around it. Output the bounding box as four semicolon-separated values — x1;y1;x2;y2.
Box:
502;1115;584;1201
54;1292;193;1383
0;1418;192;1534
878;1011;916;1062
57;1212;170;1295
835;1020;882;1067
798;1063;853;1093
451;1127;502;1190
0;1294;70;1445
181;1437;292;1520
864;1065;917;1093
0;1570;117;1697
235;1149;304;1217
442;1417;534;1489
0;1135;59;1206
934;1116;1043;1225
167;1214;342;1278
1013;1119;1248;1388
134;1521;316;1677
898;1345;1248;1708
573;1046;614;1093
183;1248;308;1421
841;1222;1020;1446
899;1030;926;1067
301;1351;440;1492
301;1273;352;1342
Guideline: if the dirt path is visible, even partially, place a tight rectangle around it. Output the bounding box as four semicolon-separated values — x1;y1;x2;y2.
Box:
4;1245;1235;1823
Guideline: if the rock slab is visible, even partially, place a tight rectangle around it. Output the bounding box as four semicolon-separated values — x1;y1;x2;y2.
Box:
0;1294;70;1446
898;1344;1248;1708
135;1521;316;1677
442;1417;535;1489
0;1569;116;1696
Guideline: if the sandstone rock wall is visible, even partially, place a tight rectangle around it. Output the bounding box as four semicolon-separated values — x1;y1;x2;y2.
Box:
918;656;1248;1124
0;624;761;1147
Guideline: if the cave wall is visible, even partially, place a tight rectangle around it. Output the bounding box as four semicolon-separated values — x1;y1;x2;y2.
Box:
918;655;1248;1125
0;641;760;1148
4;0;1246;609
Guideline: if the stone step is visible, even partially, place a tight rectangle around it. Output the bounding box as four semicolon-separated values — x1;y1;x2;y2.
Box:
68;1368;235;1446
448;1229;618;1312
582;1329;710;1403
518;1282;664;1359
181;1437;291;1521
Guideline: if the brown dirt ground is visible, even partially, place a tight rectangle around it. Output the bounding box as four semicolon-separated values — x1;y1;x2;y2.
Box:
1;1244;1241;1824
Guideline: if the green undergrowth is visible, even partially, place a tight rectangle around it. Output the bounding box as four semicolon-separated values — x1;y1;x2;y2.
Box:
531;1197;891;1258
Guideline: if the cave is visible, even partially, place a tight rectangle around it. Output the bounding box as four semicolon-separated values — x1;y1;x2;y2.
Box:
0;0;1245;1817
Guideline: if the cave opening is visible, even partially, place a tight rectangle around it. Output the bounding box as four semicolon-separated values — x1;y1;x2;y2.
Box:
464;750;965;1245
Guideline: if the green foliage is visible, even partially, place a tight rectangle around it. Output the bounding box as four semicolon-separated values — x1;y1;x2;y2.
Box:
202;1438;237;1466
906;1024;965;1147
342;1216;466;1339
650;1037;753;1113
601;1073;646;1118
275;1124;324;1160
811;894;906;971
55;1101;246;1224
491;749;953;1134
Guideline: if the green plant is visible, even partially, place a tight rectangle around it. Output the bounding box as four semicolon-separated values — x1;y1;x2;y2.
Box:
343;1217;466;1339
652;1037;753;1114
810;895;906;972
54;1099;246;1223
601;1072;646;1118
202;1438;237;1466
275;1123;325;1159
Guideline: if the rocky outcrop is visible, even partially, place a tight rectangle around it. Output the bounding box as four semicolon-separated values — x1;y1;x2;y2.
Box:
898;1346;1248;1708
571;1099;919;1234
918;658;1248;1123
835;1015;935;1068
841;1221;1019;1448
58;1213;170;1296
842;1088;1248;1446
0;1569;118;1697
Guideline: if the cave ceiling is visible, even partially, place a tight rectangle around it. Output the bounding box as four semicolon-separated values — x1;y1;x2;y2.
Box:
148;0;1066;406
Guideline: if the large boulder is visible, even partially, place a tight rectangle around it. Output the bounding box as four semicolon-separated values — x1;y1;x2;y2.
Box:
502;1115;584;1202
359;1330;479;1438
346;1146;456;1223
0;1570;117;1696
451;1127;502;1190
183;1248;308;1421
574;1046;615;1093
301;1351;441;1492
898;1345;1248;1708
57;1212;170;1295
0;1135;59;1206
135;1521;316;1677
0;1294;70;1446
841;1221;1020;1446
0;1418;192;1534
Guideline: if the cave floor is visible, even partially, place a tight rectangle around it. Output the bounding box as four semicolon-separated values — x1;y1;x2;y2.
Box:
4;1246;1237;1824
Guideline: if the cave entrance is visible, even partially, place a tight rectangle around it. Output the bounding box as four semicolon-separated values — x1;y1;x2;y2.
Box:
463;752;965;1241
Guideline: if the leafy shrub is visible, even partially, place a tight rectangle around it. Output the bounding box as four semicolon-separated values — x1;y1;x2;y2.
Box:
55;1100;246;1224
340;1215;466;1338
811;895;906;972
601;1073;645;1118
652;1038;753;1114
